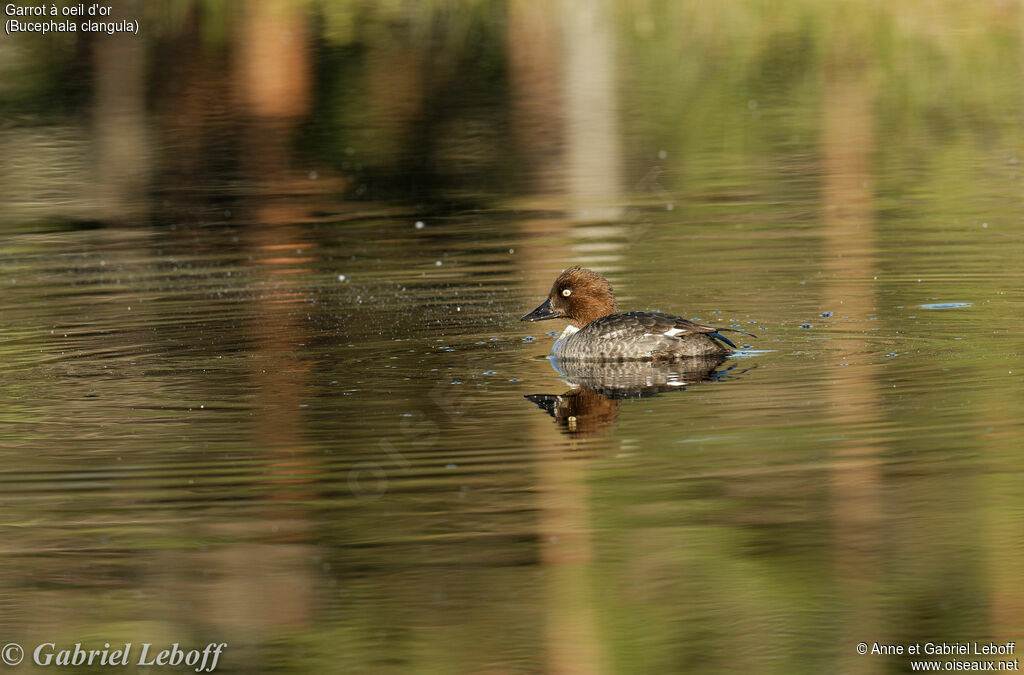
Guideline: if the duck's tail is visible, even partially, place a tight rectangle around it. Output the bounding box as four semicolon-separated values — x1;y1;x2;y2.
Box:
708;327;757;349
708;332;737;348
716;327;757;338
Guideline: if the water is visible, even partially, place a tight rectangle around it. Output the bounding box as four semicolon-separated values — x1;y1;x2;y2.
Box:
2;2;1023;673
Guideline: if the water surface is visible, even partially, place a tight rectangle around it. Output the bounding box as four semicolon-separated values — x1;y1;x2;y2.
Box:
1;2;1023;673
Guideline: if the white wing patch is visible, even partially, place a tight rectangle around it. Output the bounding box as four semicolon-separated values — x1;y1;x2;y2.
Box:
664;327;687;337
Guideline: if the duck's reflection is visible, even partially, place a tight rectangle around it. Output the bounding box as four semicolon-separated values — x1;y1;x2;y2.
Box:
526;355;734;437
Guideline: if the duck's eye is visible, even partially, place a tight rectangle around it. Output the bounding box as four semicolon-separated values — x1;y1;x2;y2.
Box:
561;288;572;297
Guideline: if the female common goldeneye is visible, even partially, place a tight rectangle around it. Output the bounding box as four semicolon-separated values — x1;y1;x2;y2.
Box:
521;266;755;360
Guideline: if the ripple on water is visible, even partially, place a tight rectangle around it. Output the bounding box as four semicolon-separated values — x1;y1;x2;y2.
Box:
919;302;972;309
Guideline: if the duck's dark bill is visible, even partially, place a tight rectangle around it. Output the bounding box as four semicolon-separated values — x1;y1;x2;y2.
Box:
521;298;561;322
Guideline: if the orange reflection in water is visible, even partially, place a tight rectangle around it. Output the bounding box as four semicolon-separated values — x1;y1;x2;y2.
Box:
821;58;885;675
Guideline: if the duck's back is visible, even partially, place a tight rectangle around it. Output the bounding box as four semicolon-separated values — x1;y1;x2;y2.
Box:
553;311;734;361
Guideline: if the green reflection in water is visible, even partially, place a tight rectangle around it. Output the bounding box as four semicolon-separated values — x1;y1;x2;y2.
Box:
0;1;1022;674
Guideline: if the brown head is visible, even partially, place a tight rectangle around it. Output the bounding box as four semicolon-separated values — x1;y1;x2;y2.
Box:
520;266;618;328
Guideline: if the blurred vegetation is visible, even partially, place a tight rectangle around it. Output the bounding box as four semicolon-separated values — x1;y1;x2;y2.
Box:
0;0;1022;217
2;2;1023;674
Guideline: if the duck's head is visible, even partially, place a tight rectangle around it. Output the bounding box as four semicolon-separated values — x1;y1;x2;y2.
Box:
520;266;618;328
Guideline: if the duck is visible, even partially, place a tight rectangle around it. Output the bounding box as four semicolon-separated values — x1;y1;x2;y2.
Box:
521;266;755;360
